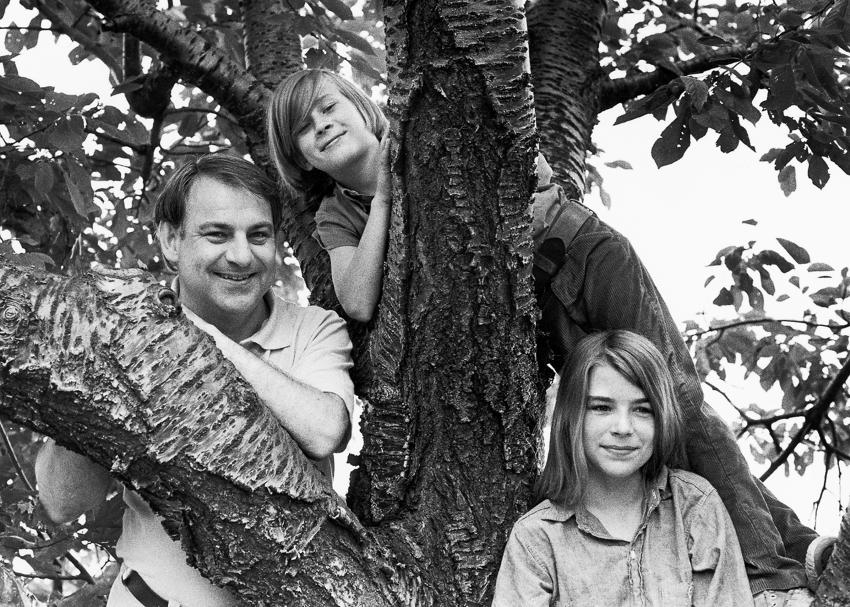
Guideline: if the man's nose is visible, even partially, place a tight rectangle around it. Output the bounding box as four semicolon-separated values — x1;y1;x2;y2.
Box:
225;236;253;265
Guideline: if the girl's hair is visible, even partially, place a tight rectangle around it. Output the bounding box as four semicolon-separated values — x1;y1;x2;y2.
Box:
535;330;684;507
266;69;388;209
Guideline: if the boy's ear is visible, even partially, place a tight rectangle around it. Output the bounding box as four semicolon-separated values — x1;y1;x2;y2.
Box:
157;221;181;268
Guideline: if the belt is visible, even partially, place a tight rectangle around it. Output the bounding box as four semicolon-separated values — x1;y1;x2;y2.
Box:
123;569;170;607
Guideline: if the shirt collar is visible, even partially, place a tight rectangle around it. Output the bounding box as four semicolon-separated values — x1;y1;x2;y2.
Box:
169;278;292;351
539;466;671;523
335;183;373;207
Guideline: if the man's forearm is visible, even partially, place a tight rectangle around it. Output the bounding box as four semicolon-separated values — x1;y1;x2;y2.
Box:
213;335;350;460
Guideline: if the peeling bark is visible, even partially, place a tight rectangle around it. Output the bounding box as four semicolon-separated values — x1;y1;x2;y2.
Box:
527;0;606;199
0;260;423;606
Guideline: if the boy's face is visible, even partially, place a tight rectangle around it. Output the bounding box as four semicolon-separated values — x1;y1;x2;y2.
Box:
158;176;277;340
294;81;378;182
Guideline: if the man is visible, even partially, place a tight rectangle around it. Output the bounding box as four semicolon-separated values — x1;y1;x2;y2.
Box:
35;154;355;607
531;155;833;607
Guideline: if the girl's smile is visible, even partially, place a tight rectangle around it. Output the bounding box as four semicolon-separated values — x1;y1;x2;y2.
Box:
582;363;656;485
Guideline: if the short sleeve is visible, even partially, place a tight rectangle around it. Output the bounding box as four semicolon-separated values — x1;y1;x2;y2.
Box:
314;193;365;250
289;309;356;425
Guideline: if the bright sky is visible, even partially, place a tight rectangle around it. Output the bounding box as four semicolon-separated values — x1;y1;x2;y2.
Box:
3;2;848;534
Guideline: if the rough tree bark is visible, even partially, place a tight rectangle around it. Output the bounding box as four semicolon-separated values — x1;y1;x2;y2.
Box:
527;0;606;199
0;260;423;606
347;0;544;598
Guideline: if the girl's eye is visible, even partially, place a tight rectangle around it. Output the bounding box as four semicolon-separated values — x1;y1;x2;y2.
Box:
635;406;654;416
587;403;611;413
323;102;336;113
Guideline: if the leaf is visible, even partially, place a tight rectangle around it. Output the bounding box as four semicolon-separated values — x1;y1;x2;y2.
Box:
22;15;40;50
0;0;10;20
810;287;838;307
112;76;146;96
60;155;95;218
808;262;835;271
778;165;796;196
778;8;805;28
713;287;734;306
48;114;86;153
758;250;795;273
763;65;796;111
331;27;376;56
807;155;830;188
651;110;691;168
33;162;54;194
603;160;633;170
681;76;709;111
776;238;810;264
4;23;24;54
317;0;353;20
742;218;758;225
68;44;90;65
615;85;677;125
715;86;761;124
697;34;729;46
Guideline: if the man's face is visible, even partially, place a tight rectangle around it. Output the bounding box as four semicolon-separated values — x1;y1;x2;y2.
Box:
159;176;277;338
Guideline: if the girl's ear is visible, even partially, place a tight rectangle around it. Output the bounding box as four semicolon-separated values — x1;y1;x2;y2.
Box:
157;221;181;268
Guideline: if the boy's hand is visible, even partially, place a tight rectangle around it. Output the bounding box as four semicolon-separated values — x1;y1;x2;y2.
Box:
373;136;392;208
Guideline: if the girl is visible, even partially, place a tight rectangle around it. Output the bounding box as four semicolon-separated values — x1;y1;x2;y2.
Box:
267;69;391;322
492;330;754;606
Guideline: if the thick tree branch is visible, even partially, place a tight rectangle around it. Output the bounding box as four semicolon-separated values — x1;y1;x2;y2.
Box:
760;354;850;481
599;44;751;110
85;0;268;141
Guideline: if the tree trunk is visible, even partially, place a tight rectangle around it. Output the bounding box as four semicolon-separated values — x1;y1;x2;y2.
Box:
527;0;606;199
347;0;544;601
815;506;850;606
0;261;422;606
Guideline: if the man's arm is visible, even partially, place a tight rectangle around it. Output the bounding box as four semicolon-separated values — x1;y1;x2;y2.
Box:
187;312;351;461
35;439;111;524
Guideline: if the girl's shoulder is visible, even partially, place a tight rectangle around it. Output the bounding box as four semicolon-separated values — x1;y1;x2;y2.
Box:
665;468;724;515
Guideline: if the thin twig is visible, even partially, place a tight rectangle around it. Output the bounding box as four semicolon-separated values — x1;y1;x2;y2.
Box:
0;420;35;491
63;551;95;585
760;354;850;480
688;317;848;340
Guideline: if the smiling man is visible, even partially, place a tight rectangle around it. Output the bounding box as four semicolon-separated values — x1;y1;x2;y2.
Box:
35;154;355;607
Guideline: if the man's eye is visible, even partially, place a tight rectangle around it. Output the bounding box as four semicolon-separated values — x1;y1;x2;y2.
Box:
205;232;226;241
249;233;271;244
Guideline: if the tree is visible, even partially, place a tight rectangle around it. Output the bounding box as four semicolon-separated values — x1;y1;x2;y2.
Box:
0;0;848;605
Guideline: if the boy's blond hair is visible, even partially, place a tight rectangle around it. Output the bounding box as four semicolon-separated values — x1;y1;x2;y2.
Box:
267;69;388;205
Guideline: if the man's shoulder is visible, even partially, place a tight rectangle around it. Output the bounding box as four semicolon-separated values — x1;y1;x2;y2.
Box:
268;292;345;330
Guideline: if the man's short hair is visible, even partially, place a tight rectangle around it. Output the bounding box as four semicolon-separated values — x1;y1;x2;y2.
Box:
154;154;281;232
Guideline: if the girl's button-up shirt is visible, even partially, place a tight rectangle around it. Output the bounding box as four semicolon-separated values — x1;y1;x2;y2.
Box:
492;468;754;607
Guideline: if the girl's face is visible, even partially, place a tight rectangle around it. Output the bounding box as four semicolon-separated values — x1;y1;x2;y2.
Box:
294;80;379;180
581;363;655;485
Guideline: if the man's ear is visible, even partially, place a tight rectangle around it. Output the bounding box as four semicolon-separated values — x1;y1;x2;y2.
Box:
157;221;181;268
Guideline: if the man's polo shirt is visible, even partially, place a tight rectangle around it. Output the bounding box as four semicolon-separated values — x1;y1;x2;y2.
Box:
109;289;355;607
